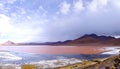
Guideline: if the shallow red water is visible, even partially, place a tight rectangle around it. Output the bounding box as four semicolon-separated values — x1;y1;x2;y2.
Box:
0;45;105;54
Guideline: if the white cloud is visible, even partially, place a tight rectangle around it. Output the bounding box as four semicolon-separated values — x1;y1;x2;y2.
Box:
6;0;16;4
0;3;4;10
112;0;120;9
87;0;98;12
0;3;8;13
0;14;44;43
11;13;17;17
0;14;12;33
0;0;16;4
99;0;108;6
74;0;84;12
38;6;48;17
87;0;108;12
60;1;71;14
26;16;31;19
20;8;26;14
115;36;120;38
14;7;26;15
8;28;42;42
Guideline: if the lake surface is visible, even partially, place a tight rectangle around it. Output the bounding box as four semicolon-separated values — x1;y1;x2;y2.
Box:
0;45;119;63
0;45;105;54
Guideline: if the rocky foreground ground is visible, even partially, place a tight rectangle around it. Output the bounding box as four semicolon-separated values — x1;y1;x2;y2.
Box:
1;54;120;69
22;55;120;69
56;55;120;69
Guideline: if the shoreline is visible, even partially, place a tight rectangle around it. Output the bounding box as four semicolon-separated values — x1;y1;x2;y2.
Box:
0;55;118;69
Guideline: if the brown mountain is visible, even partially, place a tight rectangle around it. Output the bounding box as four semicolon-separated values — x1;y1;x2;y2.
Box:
1;41;16;45
104;38;120;45
58;34;120;46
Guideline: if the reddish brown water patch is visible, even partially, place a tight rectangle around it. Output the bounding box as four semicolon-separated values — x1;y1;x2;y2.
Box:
0;45;105;54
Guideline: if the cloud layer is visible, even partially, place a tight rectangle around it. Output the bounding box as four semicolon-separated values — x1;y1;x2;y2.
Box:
0;0;120;42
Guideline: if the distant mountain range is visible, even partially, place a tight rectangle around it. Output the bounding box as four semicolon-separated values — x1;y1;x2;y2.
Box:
56;34;120;46
1;34;120;46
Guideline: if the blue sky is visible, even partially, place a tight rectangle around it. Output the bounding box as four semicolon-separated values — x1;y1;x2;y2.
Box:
0;0;120;43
